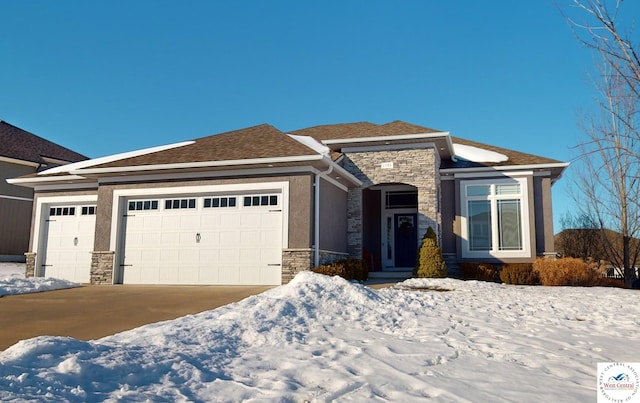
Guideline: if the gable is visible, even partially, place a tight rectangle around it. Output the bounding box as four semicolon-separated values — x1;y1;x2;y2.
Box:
85;124;320;170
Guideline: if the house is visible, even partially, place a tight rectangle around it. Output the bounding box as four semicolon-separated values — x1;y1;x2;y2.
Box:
555;228;640;279
8;121;568;285
0;120;87;262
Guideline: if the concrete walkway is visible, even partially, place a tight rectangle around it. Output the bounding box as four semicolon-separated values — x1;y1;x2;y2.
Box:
0;285;272;351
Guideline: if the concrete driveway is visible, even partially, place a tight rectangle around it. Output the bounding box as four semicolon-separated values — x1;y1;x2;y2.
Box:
0;285;272;351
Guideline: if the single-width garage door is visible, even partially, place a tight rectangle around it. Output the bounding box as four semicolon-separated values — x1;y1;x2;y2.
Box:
121;193;283;285
41;205;96;283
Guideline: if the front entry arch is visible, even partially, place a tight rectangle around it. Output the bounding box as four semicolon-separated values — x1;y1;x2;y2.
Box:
363;184;418;271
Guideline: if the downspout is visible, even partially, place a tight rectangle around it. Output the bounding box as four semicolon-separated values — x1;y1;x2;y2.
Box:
314;165;333;267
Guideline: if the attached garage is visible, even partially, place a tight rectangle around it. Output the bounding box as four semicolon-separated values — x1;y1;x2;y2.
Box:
113;184;287;285
38;202;96;283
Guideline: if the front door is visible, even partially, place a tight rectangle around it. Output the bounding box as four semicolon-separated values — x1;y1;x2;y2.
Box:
394;213;417;267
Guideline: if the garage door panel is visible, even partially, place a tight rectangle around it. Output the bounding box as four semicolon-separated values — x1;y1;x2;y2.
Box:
161;215;180;229
42;207;95;284
180;215;200;230
122;192;283;285
219;231;239;245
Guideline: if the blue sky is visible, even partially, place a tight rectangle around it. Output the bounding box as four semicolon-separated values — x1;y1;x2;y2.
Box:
1;1;637;230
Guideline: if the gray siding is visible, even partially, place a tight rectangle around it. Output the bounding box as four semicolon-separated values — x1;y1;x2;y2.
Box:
318;178;347;253
0;198;31;255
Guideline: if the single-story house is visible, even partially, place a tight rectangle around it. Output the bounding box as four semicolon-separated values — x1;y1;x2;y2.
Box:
0;120;87;262
8;121;568;285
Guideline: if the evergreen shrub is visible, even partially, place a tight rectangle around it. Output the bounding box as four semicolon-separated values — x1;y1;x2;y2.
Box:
413;227;447;278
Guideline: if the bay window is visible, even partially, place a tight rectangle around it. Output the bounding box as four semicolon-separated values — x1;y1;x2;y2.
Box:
461;178;530;258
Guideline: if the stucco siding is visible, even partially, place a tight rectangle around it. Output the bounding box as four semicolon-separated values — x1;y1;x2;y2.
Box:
318;178;347;253
95;173;315;251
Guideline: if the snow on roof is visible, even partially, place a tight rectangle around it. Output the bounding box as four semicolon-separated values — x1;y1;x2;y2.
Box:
453;143;508;163
287;134;330;156
38;141;195;175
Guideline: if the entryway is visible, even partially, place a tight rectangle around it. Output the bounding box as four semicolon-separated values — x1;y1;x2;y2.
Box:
363;184;419;272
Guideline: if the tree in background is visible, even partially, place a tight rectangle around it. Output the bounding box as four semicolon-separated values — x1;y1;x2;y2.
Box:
555;212;604;260
562;0;640;286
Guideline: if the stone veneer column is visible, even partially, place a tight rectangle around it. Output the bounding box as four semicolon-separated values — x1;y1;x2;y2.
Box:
347;188;363;258
24;252;36;278
90;251;115;284
342;147;441;253
281;249;314;283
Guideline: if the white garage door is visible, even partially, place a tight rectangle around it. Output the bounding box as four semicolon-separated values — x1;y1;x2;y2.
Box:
121;193;283;285
42;205;96;283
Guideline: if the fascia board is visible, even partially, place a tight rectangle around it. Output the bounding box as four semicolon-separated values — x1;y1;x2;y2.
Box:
7;174;89;186
72;155;324;175
441;162;570;175
321;131;451;145
0;156;39;168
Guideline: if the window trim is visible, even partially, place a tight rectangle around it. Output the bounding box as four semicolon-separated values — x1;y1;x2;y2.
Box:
459;177;531;259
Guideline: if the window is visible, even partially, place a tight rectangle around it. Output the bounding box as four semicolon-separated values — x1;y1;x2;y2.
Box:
461;178;529;258
243;194;278;207
203;197;237;208
81;206;96;215
385;191;418;209
164;198;196;210
49;206;76;216
128;200;159;211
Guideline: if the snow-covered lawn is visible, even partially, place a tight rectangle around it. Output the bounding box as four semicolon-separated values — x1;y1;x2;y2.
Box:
0;272;637;402
0;263;79;297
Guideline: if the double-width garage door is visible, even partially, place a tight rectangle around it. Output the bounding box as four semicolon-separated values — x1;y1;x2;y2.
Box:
41;205;96;283
121;192;283;285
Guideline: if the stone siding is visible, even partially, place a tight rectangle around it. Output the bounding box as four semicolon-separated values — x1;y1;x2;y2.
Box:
343;147;441;257
282;248;313;283
281;249;350;283
24;252;36;278
90;251;114;284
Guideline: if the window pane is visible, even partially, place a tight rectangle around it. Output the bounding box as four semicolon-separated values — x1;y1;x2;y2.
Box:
204;198;211;208
261;196;269;205
244;197;251;207
221;198;228;207
229;198;237;207
467;185;490;197
468;200;491;251
496;184;520;195
151;201;158;210
188;199;196;208
269;195;277;205
498;199;522;250
165;200;172;210
143;201;151;210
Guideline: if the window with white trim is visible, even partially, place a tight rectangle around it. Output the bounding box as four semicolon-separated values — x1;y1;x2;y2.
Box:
460;178;530;258
164;198;196;210
128;200;159;211
203;197;237;208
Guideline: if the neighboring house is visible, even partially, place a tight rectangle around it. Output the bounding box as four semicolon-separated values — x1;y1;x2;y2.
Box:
555;228;640;279
8;121;568;285
0;120;87;261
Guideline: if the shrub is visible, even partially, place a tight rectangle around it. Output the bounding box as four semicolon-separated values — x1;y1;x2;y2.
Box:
533;257;603;286
413;227;447;278
500;263;540;285
459;262;499;282
312;258;368;281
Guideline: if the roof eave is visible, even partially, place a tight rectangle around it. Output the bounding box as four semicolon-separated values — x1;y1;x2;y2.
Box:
321;131;451;145
441;162;570;181
6;174;91;188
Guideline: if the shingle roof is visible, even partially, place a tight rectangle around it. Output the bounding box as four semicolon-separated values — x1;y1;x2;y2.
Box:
443;136;563;169
0;120;87;165
290;120;441;140
86;124;320;169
